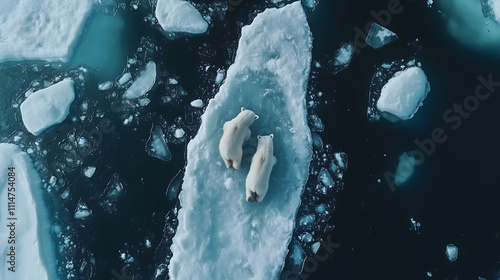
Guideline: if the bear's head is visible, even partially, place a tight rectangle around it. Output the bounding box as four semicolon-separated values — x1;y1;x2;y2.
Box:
238;107;259;125
257;134;274;146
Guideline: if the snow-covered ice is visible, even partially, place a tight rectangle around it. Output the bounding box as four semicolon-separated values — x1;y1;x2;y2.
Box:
123;61;157;99
168;2;312;279
20;78;76;136
0;0;94;62
366;23;398;49
155;0;208;35
376;67;430;120
446;244;458;261
395;152;421;186
146;125;172;162
74;200;92;219
0;144;57;280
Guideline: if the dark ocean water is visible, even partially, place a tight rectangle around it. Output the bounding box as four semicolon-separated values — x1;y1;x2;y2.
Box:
1;0;500;279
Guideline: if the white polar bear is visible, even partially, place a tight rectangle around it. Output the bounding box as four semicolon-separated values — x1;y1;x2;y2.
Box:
219;107;259;170
246;134;277;202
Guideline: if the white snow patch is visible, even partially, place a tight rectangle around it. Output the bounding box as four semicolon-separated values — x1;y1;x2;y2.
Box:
190;99;204;108
20;78;75;136
83;166;96;178
168;2;312;280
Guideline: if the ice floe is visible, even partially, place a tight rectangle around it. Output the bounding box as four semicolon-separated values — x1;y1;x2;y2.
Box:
168;2;312;279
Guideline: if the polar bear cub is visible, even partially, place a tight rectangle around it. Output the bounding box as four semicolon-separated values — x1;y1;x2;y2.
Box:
246;134;277;202
219;107;259;170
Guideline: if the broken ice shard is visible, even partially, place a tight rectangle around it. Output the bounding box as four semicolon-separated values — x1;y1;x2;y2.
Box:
366;23;398;49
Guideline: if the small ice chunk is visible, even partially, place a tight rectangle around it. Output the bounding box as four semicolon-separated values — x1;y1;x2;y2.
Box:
146;126;172;161
376;67;430;120
215;69;225;84
155;0;208;34
123;61;157;99
395;152;421;186
311;242;321;254
299;214;315;227
316;204;326;214
318;168;333;186
118;72;132;85
190;99;204;108
74;200;92;219
98;81;114;90
445;244;458;261
83;166;96;178
20;78;75;136
366;23;398;49
333;42;355;66
174;128;185;138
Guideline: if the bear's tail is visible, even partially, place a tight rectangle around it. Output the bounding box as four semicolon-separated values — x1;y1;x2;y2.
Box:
227;160;234;169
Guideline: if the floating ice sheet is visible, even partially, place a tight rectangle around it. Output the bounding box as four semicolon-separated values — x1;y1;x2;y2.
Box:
123;61;157;99
168;2;312;279
0;143;57;280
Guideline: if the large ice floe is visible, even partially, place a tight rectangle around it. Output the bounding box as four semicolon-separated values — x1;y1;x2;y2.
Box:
155;0;208;35
20;78;76;136
168;2;312;279
438;0;500;55
0;144;57;280
0;0;94;63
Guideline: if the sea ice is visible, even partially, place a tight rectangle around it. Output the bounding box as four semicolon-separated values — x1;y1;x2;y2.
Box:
0;0;94;63
481;0;500;23
74;200;92;219
439;0;500;56
123;61;157;99
20;78;75;136
155;0;208;35
0;144;57;280
366;23;398;49
446;244;458;261
376;67;430;120
190;99;204;108
394;152;421;186
329;42;355;75
145;125;172;162
83;166;96;178
168;2;312;279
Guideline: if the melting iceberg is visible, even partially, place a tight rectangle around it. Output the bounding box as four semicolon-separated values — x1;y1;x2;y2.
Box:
446;244;458;261
0;144;57;280
168;2;312;279
155;0;208;35
146;125;172;162
20;78;75;136
394;152;421;186
366;23;398;49
376;66;430;121
0;0;94;63
123;61;157;99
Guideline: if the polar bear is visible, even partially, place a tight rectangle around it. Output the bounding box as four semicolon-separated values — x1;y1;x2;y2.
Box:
219;107;259;170
246;134;277;202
